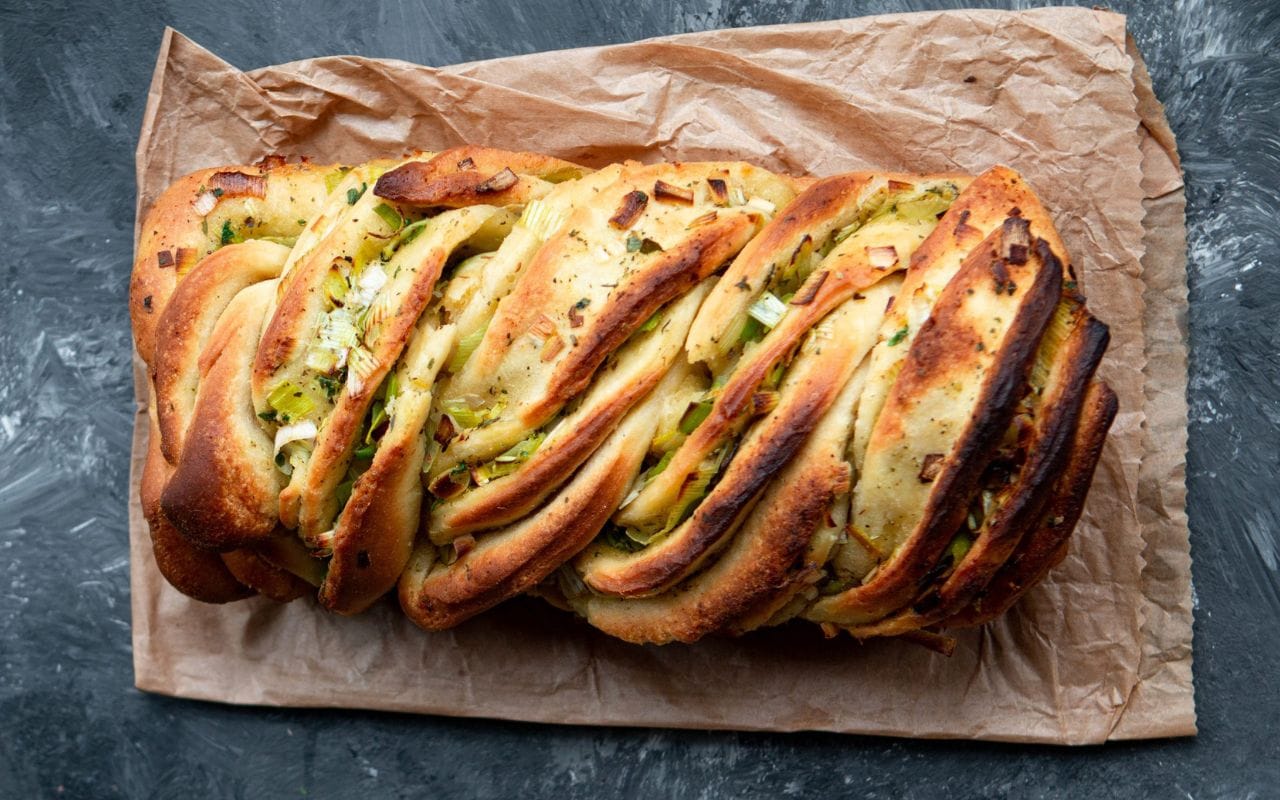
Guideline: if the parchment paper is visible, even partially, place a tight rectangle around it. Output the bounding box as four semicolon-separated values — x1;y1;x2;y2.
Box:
128;7;1194;744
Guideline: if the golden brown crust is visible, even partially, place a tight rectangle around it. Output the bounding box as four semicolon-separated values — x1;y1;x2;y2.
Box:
141;410;253;603
577;357;859;643
846;303;1110;638
131;160;336;366
807;226;1063;627
161;281;283;550
373;146;589;208
398;392;656;630
220;548;311;603
152;240;289;463
132;153;1116;646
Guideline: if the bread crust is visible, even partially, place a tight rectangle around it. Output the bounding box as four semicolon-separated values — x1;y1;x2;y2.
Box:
807;222;1063;626
945;380;1118;627
161;281;283;550
130;153;1116;648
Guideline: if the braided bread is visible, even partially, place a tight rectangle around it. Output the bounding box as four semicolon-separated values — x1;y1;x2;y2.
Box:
131;148;1115;648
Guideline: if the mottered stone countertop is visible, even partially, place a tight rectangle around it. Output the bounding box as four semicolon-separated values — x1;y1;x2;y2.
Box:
2;0;1276;797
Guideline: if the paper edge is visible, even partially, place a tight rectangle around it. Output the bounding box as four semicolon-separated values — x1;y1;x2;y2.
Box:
1105;38;1196;741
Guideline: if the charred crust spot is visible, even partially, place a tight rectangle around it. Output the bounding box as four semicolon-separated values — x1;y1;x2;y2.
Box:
156;250;174;268
918;453;945;483
963;75;977;83
706;178;728;205
476;168;518;194
653;180;694;204
789;270;828;306
456;156;476;170
209;170;266;199
356;550;371;568
143;295;153;312
609;190;649;229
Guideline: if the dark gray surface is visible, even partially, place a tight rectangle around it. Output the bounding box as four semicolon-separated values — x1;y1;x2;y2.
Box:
1;0;1277;797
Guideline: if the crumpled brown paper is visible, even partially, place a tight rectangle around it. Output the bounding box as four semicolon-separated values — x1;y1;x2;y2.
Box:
128;7;1194;743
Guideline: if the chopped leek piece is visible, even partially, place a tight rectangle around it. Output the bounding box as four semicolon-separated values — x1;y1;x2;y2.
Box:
738;315;765;345
747;291;787;329
493;432;546;463
678;399;714;435
442;398;483;430
219;220;240;247
353;444;376;460
764;360;786;389
660;454;720;532
447;323;487;374
318;307;360;350
642;450;674;481
604;525;646;553
346;346;380;393
651;429;685;453
882;184;959;224
304;346;340;374
384;371;399;401
335;479;354;509
946;532;973;564
520;199;564;240
473;459;520;484
364;399;388;445
886;326;909;347
832;220;861;245
316;375;340;401
380;218;431;262
267;381;314;423
346;183;366;205
373;202;403;230
324;170;345;194
638;310;664;333
348;262;388;308
273;420;317;453
323;267;348;308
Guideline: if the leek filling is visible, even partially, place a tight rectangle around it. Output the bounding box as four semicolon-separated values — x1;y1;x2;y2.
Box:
736;182;961;353
327;372;402;521
611;345;793;550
